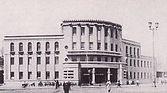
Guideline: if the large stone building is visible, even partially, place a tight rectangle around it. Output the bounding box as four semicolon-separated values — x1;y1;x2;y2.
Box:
3;20;154;85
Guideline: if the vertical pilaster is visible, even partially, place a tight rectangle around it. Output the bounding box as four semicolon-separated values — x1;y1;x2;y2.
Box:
92;68;95;84
107;68;110;81
101;26;105;50
85;25;89;50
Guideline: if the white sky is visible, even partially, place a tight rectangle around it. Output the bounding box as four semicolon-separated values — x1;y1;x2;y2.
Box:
0;0;167;70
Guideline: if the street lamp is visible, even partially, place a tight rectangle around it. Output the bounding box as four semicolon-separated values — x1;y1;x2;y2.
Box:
148;22;159;87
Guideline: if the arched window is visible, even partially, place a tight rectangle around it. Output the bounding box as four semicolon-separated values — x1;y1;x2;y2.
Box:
28;42;32;51
45;42;50;51
19;42;23;51
55;42;59;51
10;43;14;51
37;42;41;51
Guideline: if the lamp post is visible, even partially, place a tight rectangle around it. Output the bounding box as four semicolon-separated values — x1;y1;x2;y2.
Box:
148;22;159;87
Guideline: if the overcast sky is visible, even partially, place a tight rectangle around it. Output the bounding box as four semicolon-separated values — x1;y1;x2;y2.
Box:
0;0;167;70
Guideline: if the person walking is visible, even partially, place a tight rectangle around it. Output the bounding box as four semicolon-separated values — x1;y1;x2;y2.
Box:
117;80;121;88
106;80;112;93
136;80;139;86
63;81;70;93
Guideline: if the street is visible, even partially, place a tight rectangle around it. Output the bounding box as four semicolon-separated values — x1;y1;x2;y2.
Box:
0;84;167;93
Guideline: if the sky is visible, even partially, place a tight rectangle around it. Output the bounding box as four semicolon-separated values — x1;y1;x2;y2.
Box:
0;0;167;70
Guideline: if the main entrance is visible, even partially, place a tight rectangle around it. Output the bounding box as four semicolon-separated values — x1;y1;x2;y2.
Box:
81;68;117;84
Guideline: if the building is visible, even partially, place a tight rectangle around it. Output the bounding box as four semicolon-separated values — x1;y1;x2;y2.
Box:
3;20;154;85
0;56;4;84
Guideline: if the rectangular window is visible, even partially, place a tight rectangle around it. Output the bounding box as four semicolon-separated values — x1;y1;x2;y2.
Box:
28;57;32;65
81;42;85;50
88;56;94;61
134;60;136;67
19;57;23;65
130;59;132;66
144;61;146;67
137;48;139;57
141;61;143;67
72;42;76;50
97;56;101;61
105;43;107;50
89;27;93;35
46;71;50;79
150;62;152;68
72;27;76;36
110;28;113;37
115;44;118;52
81;27;85;36
19;72;23;79
46;57;50;64
141;72;143;79
55;71;59;79
126;46;128;54
147;61;149;68
71;57;77;61
28;72;32;79
115;29;118;39
37;71;41;78
37;57;41;65
137;60;139;67
10;57;14;65
97;42;101;50
89;42;93;50
111;57;114;62
97;30;101;41
134;48;136;56
111;44;113;51
137;72;139;79
105;57;108;62
134;72;136;79
55;56;59;64
105;27;108;37
130;72;132;79
130;47;132;56
80;56;86;61
116;58;119;62
10;72;14;79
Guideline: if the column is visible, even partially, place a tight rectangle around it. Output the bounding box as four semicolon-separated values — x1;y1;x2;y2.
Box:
92;68;95;84
85;25;89;50
107;68;110;81
101;26;105;50
118;64;123;84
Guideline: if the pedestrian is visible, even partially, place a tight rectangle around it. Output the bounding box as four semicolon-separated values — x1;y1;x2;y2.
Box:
63;81;70;93
55;80;59;89
106;80;111;93
117;80;121;88
136;80;139;86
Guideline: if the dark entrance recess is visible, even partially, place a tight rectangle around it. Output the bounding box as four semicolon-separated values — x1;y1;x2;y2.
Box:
95;68;107;83
81;68;92;84
110;68;117;83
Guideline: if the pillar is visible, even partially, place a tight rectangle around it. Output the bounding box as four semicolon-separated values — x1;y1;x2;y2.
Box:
119;64;123;84
92;68;95;84
107;68;110;81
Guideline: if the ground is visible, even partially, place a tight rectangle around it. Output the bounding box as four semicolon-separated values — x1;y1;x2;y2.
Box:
0;84;167;93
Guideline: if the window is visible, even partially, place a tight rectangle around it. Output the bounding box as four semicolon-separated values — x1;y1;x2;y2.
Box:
72;42;76;50
37;71;41;78
141;72;143;79
111;57;114;62
115;44;118;52
110;44;113;51
97;30;101;41
55;42;59;51
81;27;85;36
144;72;146;79
130;59;132;66
130;72;132;79
141;61;143;67
126;58;128;64
55;56;59;64
110;28;113;37
116;58;119;62
46;42;50;51
105;43;107;50
19;57;23;65
89;42;93;50
115;30;118;39
137;60;139;67
150;62;152;68
46;57;50;64
28;42;32;51
10;43;14;51
64;70;74;79
137;48;140;57
46;71;50;79
137;72;140;79
134;60;136;67
10;57;14;65
105;57;108;62
37;42;41;51
97;43;101;50
72;27;77;36
55;71;59;79
89;27;93;35
147;61;149;68
19;42;23;51
28;72;32;79
144;61;146;67
28;57;32;65
134;72;136;79
134;48;136;56
19;72;23;79
88;56;94;61
37;57;41;65
10;72;14;79
72;57;77;61
126;46;128;54
80;56;86;61
97;56;101;61
105;27;108;37
81;42;85;50
130;47;132;55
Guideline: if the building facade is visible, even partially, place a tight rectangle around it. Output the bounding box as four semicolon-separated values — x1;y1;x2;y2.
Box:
3;20;154;85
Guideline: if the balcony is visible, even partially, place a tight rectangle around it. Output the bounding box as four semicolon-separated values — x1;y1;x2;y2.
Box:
10;51;15;55
18;51;24;55
36;51;42;55
45;51;51;55
67;50;122;56
27;51;33;55
54;51;60;55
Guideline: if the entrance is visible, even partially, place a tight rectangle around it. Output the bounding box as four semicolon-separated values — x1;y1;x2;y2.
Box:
110;68;117;83
95;68;107;83
81;68;92;84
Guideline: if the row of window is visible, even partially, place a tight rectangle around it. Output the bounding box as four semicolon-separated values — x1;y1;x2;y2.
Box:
10;56;59;65
73;42;119;51
128;72;152;80
72;26;118;39
64;70;74;79
70;56;120;62
10;42;59;52
10;71;59;80
126;46;140;57
126;59;152;68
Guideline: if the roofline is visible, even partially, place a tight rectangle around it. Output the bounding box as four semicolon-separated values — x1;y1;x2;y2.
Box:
4;34;64;38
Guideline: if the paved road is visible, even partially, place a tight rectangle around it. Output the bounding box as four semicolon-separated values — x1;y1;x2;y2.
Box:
0;84;167;93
